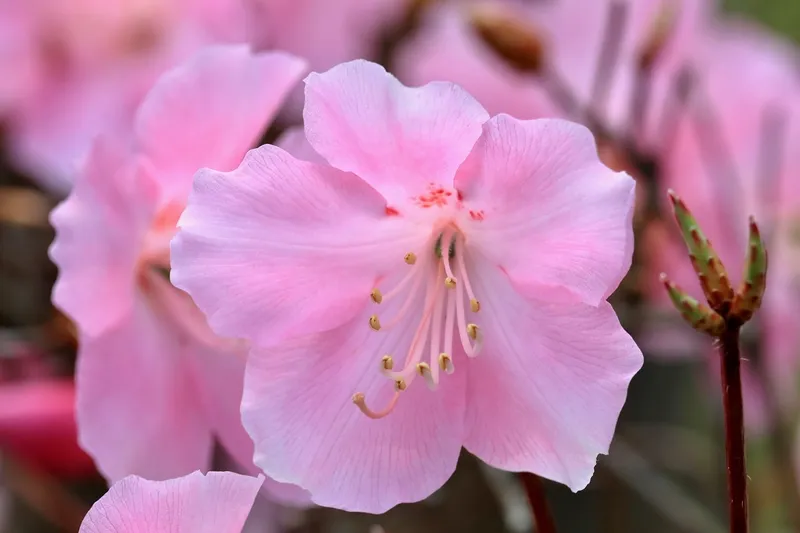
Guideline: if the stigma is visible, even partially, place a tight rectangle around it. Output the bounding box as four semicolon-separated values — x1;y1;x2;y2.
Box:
353;227;483;420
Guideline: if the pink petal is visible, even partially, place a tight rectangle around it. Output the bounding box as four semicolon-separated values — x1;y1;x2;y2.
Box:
456;115;635;305
275;126;325;163
245;0;402;73
463;261;642;490
134;44;306;203
79;471;262;533
303;60;489;203
76;294;212;482
242;291;467;513
190;339;311;506
50;138;159;336
171;144;428;347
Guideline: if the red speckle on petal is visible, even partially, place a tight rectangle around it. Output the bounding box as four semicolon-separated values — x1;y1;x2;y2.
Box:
412;183;453;208
469;210;485;221
457;190;464;201
385;206;400;216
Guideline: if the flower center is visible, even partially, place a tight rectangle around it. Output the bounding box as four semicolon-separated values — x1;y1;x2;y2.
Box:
139;201;184;270
353;226;483;419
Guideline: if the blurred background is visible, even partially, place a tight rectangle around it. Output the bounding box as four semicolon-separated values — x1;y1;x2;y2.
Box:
1;0;799;532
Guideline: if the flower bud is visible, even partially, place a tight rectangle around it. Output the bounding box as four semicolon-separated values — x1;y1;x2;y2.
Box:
637;0;679;70
668;190;735;313
468;4;545;74
661;274;725;336
730;217;768;324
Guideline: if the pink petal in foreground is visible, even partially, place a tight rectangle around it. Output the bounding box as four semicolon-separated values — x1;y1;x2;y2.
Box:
242;282;467;513
171;145;428;347
76;295;212;482
79;471;262;533
462;262;642;490
135;44;307;202
456;116;635;305
303;60;489;203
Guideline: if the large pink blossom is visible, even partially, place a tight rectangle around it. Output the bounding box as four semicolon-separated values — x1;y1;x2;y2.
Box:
646;19;800;418
0;0;247;192
50;45;306;502
395;0;708;145
79;471;262;533
171;60;643;513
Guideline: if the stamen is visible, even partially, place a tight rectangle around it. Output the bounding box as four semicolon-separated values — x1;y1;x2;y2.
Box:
357;228;483;420
455;235;480;310
441;232;458;286
369;315;381;331
352;392;400;420
443;287;456;364
427;284;447;389
404;252;417;265
439;353;455;374
454;268;481;358
378;266;417;303
416;362;436;390
383;266;443;381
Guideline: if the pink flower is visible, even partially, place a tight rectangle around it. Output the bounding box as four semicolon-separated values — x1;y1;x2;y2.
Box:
0;0;247;192
0;379;96;478
646;19;800;420
395;0;708;145
244;0;405;115
50;44;306;500
79;470;263;533
171;60;643;512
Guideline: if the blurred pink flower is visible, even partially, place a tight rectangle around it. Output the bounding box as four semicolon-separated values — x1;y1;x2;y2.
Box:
0;380;95;479
646;19;800;420
79;470;262;533
395;0;708;146
49;45;307;502
244;0;406;116
0;0;248;192
171;60;643;512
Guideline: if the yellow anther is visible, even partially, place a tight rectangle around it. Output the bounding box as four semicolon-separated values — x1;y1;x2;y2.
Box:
445;277;457;288
394;379;407;391
416;362;431;376
467;323;480;340
370;288;383;304
369;315;381;331
404;252;417;265
470;299;481;312
352;392;365;404
438;353;454;374
381;355;394;370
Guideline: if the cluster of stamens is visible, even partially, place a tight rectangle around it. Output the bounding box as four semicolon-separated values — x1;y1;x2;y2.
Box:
353;228;483;419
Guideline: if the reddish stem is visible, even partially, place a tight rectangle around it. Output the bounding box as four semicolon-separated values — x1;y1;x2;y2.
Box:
719;327;748;533
520;473;558;533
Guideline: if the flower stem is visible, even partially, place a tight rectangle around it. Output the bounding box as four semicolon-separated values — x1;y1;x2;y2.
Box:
719;327;748;533
519;473;558;533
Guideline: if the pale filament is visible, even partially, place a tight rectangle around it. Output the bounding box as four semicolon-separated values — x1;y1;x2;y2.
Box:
381;267;442;382
354;228;483;419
